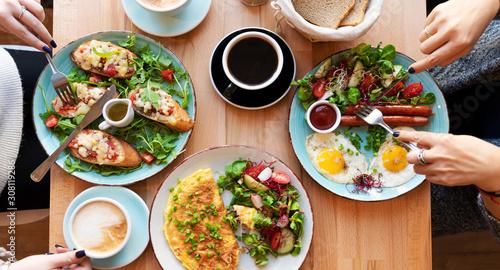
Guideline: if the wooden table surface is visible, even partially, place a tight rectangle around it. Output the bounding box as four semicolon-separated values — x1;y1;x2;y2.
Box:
49;0;430;269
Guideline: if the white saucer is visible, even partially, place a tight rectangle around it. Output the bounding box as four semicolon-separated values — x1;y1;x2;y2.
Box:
62;186;150;269
121;0;212;37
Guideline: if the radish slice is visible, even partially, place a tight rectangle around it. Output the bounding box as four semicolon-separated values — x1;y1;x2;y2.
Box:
276;214;289;228
250;194;264;209
257;167;272;182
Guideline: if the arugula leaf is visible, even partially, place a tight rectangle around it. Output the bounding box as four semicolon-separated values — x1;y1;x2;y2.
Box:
140;80;162;110
92;47;122;59
118;34;136;48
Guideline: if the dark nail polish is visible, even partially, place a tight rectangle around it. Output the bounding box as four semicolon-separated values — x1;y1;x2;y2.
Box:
76;250;86;259
42;45;52;55
393;132;400;137
408;67;415;74
50;40;57;48
55;244;65;248
73;248;77;250
44;252;54;255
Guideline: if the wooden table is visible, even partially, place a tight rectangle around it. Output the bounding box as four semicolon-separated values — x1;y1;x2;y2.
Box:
49;0;430;268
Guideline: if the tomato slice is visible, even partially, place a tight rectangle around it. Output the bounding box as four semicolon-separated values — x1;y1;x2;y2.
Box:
402;82;423;99
161;69;174;82
271;171;291;184
385;81;405;97
270;231;281;251
359;75;377;93
45;114;59;128
141;152;155;164
89;73;103;83
245;165;267;180
105;64;117;77
312;77;327;98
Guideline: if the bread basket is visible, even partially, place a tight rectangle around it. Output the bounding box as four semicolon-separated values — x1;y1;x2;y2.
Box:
271;0;384;42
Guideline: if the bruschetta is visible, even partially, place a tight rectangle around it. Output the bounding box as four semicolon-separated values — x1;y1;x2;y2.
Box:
51;83;118;118
128;87;195;132
67;130;141;167
70;40;136;79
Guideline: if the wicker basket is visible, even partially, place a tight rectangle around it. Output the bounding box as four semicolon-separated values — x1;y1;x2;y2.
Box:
271;0;384;42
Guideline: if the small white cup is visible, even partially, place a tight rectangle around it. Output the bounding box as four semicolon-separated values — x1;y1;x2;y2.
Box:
69;197;132;259
222;31;284;99
135;0;190;16
99;99;134;130
306;100;341;133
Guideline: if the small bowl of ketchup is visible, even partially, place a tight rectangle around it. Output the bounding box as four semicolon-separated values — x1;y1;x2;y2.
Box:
306;100;341;133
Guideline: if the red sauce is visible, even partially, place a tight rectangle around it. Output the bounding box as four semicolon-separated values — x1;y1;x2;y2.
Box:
310;104;336;130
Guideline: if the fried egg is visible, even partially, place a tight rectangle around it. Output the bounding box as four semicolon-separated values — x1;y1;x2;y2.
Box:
368;126;417;187
305;132;367;184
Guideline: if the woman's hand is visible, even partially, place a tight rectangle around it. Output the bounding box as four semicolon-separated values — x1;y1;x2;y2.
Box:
408;0;499;74
397;130;500;192
9;247;91;270
0;0;56;53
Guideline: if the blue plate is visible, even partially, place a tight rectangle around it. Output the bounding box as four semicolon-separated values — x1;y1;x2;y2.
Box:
121;0;212;37
32;31;196;185
289;50;449;201
62;186;149;269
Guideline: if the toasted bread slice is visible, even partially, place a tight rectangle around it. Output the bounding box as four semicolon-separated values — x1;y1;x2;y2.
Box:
71;40;137;79
293;0;355;29
128;87;194;132
52;83;119;118
340;0;369;27
68;130;141;167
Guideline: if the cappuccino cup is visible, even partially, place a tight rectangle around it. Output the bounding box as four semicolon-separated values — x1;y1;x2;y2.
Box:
98;99;134;130
222;31;283;99
69;197;131;259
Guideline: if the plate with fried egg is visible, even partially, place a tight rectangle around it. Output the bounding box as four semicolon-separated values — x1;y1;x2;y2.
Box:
289;50;449;201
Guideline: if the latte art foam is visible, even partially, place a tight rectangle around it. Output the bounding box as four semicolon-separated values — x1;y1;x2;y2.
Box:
72;201;128;255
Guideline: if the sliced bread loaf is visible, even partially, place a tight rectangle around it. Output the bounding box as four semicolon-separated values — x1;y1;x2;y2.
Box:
293;0;355;29
340;0;369;27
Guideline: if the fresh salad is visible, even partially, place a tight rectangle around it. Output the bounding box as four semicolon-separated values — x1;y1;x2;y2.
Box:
217;159;305;266
39;34;192;176
292;42;436;112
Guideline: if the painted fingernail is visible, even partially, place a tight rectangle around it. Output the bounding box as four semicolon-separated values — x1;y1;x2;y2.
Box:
393;132;400;137
55;244;65;248
50;40;57;48
42;45;52;55
44;252;54;255
76;250;86;259
73;248;77;250
408;67;415;74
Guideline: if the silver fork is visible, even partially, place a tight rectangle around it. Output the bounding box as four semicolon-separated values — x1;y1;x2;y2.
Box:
354;104;420;152
43;51;78;105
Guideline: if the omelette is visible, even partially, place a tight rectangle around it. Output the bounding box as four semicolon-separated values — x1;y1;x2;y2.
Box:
164;169;240;270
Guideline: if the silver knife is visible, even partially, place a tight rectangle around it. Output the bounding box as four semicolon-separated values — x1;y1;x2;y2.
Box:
370;73;409;104
31;85;117;182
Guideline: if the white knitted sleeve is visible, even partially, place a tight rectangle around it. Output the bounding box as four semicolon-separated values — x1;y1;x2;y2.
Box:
0;47;24;193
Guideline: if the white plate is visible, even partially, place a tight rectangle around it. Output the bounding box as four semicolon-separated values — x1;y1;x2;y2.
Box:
149;145;313;269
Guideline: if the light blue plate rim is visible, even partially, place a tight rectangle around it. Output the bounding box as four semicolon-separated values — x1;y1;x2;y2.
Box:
62;186;150;269
121;0;212;37
32;30;196;185
289;49;450;201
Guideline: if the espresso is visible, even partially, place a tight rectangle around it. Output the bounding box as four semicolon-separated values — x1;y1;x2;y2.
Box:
227;37;278;86
72;201;128;255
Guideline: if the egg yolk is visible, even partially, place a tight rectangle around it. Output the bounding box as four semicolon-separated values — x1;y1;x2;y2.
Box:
317;148;344;174
382;146;408;172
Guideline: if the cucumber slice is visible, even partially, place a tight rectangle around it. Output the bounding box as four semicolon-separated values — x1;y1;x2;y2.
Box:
243;174;269;192
347;60;364;88
314;58;332;79
277;228;296;255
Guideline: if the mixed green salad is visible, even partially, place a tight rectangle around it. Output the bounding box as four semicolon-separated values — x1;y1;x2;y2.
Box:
292;42;436;112
217;159;305;266
39;34;192;176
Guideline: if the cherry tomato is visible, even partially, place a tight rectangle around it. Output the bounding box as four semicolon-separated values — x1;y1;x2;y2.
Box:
89;73;103;83
161;69;174;82
141;152;155;164
359;75;377;94
271;171;291;184
312;77;327;98
105;64;117;77
245;165;267;180
270;231;281;251
402;82;423;99
385;81;405;97
45;114;59;128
